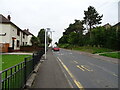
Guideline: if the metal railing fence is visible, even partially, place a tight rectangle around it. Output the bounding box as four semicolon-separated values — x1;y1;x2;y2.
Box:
1;49;44;89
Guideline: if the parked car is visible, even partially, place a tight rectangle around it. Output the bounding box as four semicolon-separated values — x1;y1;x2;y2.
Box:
53;47;60;51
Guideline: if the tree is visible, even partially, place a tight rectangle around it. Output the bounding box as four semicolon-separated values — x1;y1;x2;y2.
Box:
83;6;103;39
37;29;52;47
68;32;79;45
37;29;45;44
30;36;39;46
55;42;58;46
59;35;69;44
65;19;84;35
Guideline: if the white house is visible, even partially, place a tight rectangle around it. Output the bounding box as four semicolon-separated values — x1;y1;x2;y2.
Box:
23;29;33;46
0;14;34;51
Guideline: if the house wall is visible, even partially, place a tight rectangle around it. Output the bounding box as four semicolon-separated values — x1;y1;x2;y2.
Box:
0;23;23;50
27;35;32;45
9;24;21;50
0;23;33;51
22;32;28;46
0;24;11;44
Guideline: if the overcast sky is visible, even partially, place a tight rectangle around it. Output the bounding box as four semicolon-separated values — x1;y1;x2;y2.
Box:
0;0;119;44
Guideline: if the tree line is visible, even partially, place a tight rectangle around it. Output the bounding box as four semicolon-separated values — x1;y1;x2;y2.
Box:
58;6;120;50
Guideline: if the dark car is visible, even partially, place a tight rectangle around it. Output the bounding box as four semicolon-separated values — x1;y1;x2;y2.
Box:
53;47;60;51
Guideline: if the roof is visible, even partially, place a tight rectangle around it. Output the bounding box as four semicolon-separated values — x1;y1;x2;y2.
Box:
103;23;111;28
0;14;11;23
0;14;34;36
23;30;34;36
0;14;21;30
113;22;120;27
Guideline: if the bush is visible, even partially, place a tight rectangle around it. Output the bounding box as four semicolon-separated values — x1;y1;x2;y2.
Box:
58;44;71;48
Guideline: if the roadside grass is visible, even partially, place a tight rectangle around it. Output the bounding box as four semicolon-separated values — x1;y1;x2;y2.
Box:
100;52;120;59
1;54;31;70
71;46;120;59
59;44;120;59
71;46;113;54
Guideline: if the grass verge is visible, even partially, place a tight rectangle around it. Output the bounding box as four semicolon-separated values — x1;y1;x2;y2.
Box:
1;54;31;70
100;52;120;59
71;46;113;54
59;44;120;59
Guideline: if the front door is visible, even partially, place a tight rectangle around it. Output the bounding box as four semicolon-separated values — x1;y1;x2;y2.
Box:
12;39;14;49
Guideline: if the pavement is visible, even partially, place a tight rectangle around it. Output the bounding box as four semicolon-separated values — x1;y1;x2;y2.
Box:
31;49;71;88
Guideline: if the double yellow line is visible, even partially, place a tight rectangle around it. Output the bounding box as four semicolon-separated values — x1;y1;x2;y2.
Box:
57;57;84;90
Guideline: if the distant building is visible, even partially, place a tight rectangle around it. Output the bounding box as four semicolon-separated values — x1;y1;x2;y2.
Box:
113;22;120;27
113;22;120;33
23;29;34;46
103;23;111;29
0;14;34;51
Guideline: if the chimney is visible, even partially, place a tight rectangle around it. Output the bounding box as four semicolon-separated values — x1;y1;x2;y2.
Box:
7;15;11;21
27;29;29;32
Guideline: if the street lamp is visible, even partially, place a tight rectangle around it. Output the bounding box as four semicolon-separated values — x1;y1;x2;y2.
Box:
44;28;55;59
45;28;50;60
49;31;55;48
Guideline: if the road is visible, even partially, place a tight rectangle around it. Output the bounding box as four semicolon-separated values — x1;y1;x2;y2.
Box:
53;48;118;88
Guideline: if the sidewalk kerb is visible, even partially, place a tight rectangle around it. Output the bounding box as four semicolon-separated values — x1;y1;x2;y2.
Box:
25;73;36;88
25;59;44;88
33;63;41;73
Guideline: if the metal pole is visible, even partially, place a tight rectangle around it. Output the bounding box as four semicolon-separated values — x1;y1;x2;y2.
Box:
51;31;52;48
45;29;46;60
0;71;2;90
50;31;55;48
45;28;50;59
24;58;27;85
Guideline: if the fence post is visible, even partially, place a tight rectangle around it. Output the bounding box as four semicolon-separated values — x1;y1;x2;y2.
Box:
0;71;1;90
32;53;35;70
24;58;27;85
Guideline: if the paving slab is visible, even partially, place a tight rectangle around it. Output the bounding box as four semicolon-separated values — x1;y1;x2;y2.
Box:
32;49;71;88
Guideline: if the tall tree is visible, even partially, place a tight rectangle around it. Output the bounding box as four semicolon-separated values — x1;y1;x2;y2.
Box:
37;29;45;44
37;29;52;46
83;6;103;39
30;36;39;46
65;19;84;35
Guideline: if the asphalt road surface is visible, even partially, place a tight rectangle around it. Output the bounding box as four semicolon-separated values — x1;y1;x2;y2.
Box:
53;48;118;88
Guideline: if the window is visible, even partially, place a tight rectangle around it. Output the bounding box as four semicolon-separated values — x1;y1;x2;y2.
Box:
17;29;20;36
23;33;25;38
17;40;19;47
23;42;24;46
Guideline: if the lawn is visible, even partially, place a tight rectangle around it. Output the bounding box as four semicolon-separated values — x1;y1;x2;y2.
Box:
100;52;120;59
1;54;31;70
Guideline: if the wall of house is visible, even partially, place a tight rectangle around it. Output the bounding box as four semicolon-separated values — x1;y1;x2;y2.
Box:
9;24;20;50
22;33;28;46
0;23;33;51
27;35;32;45
0;24;11;44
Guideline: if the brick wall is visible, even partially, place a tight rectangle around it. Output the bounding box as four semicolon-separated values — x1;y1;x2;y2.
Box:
0;43;9;53
20;46;43;52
